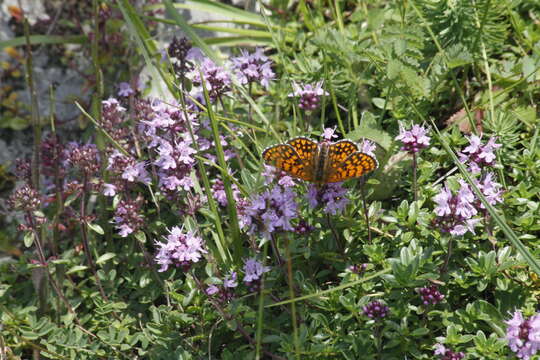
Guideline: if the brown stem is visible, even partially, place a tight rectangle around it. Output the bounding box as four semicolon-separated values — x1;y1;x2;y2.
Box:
27;215;76;317
191;275;286;360
360;181;372;243
440;237;454;275
80;174;109;301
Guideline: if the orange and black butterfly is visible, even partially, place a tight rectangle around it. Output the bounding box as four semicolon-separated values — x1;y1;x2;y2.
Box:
262;137;378;184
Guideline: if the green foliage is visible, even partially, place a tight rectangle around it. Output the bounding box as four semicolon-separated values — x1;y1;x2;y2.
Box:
2;0;540;359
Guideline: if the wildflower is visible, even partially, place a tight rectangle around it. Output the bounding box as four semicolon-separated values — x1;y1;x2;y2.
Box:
288;81;328;111
223;271;238;289
348;263;368;275
103;183;117;197
63;143;101;175
118;82;134;97
167;36;194;76
231;48;275;88
8;185;41;212
322;127;338;141
395;123;431;153
40;133;64;178
434;344;465;360
505;310;540;360
240;185;298;239
101;98;130;144
243;258;270;292
294;220;314;235
306;183;349;215
459;135;501;174
154;227;207;272
433;181;479;236
418;285;444;305
475;172;504;209
212;179;240;207
362;301;389;320
113;197;145;238
206;285;219;296
191;58;231;101
360;139;377;157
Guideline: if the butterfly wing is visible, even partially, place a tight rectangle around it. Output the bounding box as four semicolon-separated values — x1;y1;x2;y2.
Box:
287;137;319;161
262;143;315;182
325;152;378;183
327;140;359;164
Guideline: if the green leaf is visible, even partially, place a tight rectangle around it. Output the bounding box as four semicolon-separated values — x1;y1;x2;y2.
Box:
96;253;116;265
24;232;35;247
134;231;147;243
87;223;104;235
67;265;88;274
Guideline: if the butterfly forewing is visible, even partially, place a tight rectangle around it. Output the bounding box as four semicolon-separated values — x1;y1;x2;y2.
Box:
287;137;319;161
262;144;315;182
325;152;378;183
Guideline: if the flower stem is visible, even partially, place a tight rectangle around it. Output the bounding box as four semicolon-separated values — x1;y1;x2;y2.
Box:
255;242;269;360
412;152;418;203
441;237;454;274
360;180;372;243
80;174;109;301
284;235;300;359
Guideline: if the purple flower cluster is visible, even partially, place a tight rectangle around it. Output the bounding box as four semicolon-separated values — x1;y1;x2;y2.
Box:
459;135;501;174
138;100;199;197
433;180;480;236
8;184;41;212
243;257;270;291
113;197;145;237
294;219;315;235
306;183;349;215
206;258;270;300
190;58;231;101
363;300;389;320
101;98;130;145
348;263;368;275
106;150;150;191
434;344;465;360
395;123;431;153
418;285;444;305
505;310;540;360
167;37;199;78
288;81;328;111
238;184;298;239
63;142;101;176
206;271;238;302
154;227;207;272
231;48;274;88
433;173;503;235
212;179;241;207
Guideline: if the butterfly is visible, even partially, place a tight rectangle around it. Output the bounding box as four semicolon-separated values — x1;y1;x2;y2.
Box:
262;137;378;184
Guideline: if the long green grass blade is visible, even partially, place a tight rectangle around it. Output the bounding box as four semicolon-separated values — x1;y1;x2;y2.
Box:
0;35;86;50
200;72;242;262
266;269;391;308
117;0;173;98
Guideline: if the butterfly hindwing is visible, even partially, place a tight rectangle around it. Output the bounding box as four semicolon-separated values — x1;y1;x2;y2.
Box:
327;140;359;164
326;151;378;183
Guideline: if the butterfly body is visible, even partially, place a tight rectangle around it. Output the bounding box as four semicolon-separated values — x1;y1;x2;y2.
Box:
262;137;378;184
